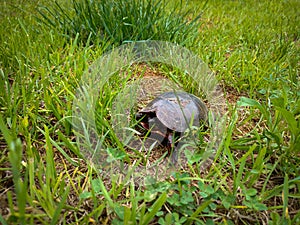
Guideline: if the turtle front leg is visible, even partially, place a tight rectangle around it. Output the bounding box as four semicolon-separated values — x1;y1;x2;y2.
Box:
167;133;180;166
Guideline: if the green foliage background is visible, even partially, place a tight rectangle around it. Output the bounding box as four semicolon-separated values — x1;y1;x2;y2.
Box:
0;0;299;224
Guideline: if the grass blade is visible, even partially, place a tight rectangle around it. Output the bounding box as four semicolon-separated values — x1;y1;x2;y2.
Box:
0;214;8;225
186;199;213;225
50;186;70;225
0;115;27;224
141;192;167;225
282;173;290;222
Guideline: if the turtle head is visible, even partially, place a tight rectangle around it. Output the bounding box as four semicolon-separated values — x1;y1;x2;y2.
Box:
135;112;148;129
135;111;156;130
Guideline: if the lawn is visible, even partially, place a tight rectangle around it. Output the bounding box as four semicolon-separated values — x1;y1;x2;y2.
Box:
0;0;299;224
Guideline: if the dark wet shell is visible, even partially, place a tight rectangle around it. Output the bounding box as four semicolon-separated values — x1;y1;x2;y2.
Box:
138;91;207;132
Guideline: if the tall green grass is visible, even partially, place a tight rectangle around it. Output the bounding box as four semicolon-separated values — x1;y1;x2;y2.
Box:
37;0;204;47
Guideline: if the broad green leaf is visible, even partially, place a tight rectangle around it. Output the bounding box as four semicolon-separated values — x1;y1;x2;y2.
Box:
276;106;299;137
245;188;257;197
253;202;268;211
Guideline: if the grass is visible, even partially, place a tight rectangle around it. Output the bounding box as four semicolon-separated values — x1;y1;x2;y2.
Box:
0;0;299;224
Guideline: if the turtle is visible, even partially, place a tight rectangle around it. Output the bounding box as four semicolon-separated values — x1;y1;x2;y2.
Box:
136;91;208;164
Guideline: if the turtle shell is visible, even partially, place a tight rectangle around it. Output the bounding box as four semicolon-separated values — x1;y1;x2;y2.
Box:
138;91;207;132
